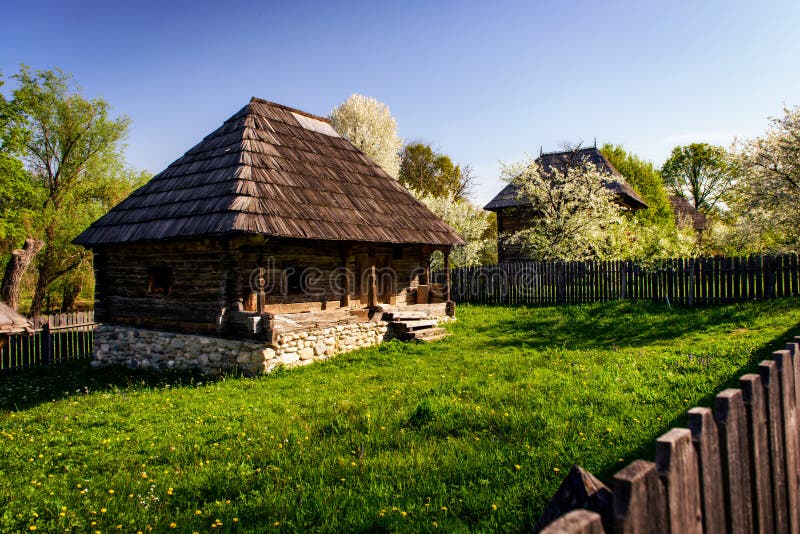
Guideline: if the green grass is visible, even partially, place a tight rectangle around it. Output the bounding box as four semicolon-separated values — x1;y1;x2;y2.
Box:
1;300;799;533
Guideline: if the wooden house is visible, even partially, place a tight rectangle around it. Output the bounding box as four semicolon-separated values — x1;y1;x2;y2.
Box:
484;147;648;261
669;195;709;232
74;98;463;374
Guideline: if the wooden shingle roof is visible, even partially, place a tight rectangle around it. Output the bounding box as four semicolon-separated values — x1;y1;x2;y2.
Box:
669;196;708;231
0;303;32;335
75;98;464;247
484;147;648;211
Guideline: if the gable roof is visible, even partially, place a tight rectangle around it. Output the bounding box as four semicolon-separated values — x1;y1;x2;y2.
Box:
484;147;648;211
669;195;709;231
0;303;32;335
74;98;464;248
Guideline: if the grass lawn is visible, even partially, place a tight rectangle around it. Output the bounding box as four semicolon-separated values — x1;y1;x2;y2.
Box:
1;300;799;533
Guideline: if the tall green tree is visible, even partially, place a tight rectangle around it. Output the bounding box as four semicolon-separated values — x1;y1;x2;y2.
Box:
399;142;473;199
600;143;674;228
1;67;147;314
661;143;737;214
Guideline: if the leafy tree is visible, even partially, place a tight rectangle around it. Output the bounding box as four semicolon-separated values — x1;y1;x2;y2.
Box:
399;142;473;199
729;105;800;251
1;66;147;314
418;193;496;268
329;94;402;178
600;144;674;228
661;143;737;214
501;149;625;261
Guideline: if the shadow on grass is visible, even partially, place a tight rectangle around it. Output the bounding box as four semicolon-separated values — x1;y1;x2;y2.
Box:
590;320;800;487
471;299;798;351
0;360;231;412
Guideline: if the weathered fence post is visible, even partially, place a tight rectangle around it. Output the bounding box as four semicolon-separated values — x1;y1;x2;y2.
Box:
540;509;605;534
655;428;703;533
687;407;726;534
715;388;753;533
740;373;775;533
41;320;52;366
773;349;800;533
613;460;669;533
759;360;790;533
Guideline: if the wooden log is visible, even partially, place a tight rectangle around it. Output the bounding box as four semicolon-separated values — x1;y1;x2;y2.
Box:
540;509;605;534
715;388;753;533
759;359;790;533
774;349;800;534
687;407;726;534
740;373;775;533
613;460;669;533
655;428;703;534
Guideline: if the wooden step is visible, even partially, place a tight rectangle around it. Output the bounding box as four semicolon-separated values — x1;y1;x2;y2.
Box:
385;311;429;321
416;333;450;343
397;328;449;341
390;319;438;332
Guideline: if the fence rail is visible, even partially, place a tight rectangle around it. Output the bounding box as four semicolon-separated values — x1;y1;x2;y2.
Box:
539;337;800;533
438;254;800;306
0;311;96;372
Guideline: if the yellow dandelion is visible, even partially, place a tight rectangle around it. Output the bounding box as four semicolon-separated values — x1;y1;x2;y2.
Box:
101;508;107;513
553;467;560;473
195;510;203;516
441;506;448;512
514;464;521;470
491;503;498;511
401;511;407;518
233;518;238;523
28;527;37;532
273;521;280;527
169;522;177;529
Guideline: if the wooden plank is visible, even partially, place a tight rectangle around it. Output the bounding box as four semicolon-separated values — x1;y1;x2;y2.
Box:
655;428;703;533
687;407;726;534
773;349;800;534
760;359;790;534
740;373;775;533
613;460;669;533
539;509;605;534
715;388;753;533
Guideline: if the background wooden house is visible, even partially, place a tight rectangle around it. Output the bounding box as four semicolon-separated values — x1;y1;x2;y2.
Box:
74;98;463;373
669;195;709;232
484;147;648;261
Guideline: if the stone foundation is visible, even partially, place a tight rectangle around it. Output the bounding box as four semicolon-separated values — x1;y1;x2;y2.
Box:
93;319;390;376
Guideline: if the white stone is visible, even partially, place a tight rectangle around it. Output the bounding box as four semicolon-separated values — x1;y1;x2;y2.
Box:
281;352;299;365
298;347;314;360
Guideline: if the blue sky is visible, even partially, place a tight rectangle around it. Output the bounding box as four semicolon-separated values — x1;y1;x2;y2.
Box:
2;0;799;205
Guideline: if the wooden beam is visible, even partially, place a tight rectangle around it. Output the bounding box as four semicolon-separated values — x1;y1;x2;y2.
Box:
444;248;452;303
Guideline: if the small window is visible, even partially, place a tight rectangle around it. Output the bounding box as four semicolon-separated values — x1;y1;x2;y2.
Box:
148;267;173;295
284;266;305;294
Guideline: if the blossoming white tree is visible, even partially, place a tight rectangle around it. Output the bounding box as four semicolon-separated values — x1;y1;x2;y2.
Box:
329;94;402;178
417;193;494;267
732;106;800;250
501;151;625;261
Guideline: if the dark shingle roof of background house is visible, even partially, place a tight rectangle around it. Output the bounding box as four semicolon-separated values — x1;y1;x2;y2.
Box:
669;195;709;231
75;98;464;247
484;147;648;211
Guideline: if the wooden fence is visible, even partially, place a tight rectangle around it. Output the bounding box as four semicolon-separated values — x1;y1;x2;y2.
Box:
539;338;800;533
439;254;800;306
0;311;96;372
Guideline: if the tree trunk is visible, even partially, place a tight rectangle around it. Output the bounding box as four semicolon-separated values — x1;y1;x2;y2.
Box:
29;258;49;318
0;238;44;311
